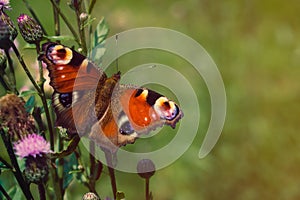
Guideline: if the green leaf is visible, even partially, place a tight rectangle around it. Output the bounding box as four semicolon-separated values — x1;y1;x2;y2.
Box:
92;17;109;48
22;43;36;50
19;90;37;97
24;95;36;113
116;191;126;200
81;17;96;29
90;18;109;65
62;153;78;190
0;161;11;172
8;185;24;200
44;35;75;41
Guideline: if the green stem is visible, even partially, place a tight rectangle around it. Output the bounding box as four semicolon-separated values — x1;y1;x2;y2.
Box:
49;0;81;46
104;150;117;199
0;75;10;92
38;183;46;200
58;133;64;196
0;129;34;200
89;141;96;189
75;8;87;55
4;49;18;94
0;183;12;200
50;164;63;200
51;135;80;159
35;43;46;86
10;41;41;94
88;0;96;14
145;178;150;200
52;0;60;37
22;0;48;35
34;42;55;151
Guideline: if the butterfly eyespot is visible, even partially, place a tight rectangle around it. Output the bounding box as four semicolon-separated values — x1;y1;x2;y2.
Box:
47;45;73;65
59;93;72;108
56;48;67;58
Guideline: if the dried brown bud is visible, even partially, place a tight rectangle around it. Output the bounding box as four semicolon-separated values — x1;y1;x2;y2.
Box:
137;159;156;179
0;94;36;141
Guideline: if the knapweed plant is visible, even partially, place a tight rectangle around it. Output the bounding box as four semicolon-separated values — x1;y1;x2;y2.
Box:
0;1;156;199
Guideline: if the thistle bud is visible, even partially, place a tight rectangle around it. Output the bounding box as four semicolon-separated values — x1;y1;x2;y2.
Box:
17;14;43;44
0;9;17;50
137;159;156;179
23;155;49;184
0;0;11;11
79;12;88;22
82;192;99;200
69;0;80;10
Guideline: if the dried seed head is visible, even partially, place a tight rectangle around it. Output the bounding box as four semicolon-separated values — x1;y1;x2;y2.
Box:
17;14;43;44
137;159;156;179
0;94;36;141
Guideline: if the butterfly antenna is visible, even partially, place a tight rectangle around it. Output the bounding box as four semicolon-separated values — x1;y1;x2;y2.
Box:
115;34;119;72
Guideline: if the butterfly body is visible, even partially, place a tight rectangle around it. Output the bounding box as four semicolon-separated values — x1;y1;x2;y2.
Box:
40;42;183;150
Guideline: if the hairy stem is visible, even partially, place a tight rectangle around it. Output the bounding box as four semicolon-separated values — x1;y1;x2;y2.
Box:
4;49;18;94
104;150;117;199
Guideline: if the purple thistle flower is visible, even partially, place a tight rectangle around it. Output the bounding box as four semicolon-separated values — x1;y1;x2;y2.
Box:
14;133;52;158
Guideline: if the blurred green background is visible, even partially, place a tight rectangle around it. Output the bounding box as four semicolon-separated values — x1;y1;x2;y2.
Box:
3;0;300;199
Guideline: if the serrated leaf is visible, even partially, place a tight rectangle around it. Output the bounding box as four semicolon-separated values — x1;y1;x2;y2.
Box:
92;17;109;48
25;95;35;113
44;35;75;41
90;43;106;65
19;90;37;97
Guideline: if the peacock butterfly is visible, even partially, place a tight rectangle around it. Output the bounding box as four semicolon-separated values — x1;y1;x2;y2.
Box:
39;42;183;151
